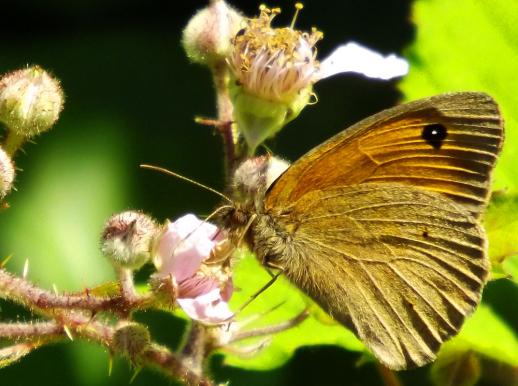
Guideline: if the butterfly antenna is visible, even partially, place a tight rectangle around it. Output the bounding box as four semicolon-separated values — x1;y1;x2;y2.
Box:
140;164;232;204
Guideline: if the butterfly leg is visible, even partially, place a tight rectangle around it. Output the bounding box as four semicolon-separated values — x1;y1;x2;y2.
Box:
236;269;284;314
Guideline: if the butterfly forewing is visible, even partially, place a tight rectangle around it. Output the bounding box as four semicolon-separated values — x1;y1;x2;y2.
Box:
265;92;503;217
272;183;487;370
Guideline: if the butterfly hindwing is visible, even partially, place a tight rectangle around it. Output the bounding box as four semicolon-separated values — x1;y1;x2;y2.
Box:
270;183;487;370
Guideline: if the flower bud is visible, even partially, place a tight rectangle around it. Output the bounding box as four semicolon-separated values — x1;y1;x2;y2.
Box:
0;66;64;137
112;321;151;361
100;210;159;270
228;5;322;153
182;0;243;66
0;147;15;200
233;155;289;200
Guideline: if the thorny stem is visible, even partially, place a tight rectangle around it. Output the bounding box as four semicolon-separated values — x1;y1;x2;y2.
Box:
180;322;210;376
142;344;214;386
0;321;63;339
0;313;213;386
376;362;402;386
0;268;151;315
210;61;239;176
117;267;138;304
2;131;26;157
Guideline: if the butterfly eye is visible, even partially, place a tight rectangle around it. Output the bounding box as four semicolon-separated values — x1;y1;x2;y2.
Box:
422;123;448;149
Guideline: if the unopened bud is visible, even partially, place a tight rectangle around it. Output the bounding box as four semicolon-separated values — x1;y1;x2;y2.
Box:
182;0;243;66
233;155;289;199
100;210;159;269
112;321;151;361
0;66;64;138
0;147;15;199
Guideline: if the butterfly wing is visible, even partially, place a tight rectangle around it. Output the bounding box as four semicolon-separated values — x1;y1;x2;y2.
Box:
265;92;503;217
266;183;487;370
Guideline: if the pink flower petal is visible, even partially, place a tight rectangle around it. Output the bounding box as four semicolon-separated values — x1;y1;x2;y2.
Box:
177;288;234;324
154;214;219;281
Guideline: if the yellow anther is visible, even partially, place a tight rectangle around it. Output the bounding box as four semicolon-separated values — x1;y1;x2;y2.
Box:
291;3;304;29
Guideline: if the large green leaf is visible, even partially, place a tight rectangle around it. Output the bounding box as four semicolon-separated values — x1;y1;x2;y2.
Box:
400;0;518;375
401;0;518;278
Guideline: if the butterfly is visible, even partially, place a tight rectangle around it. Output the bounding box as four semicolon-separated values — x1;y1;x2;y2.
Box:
217;92;504;370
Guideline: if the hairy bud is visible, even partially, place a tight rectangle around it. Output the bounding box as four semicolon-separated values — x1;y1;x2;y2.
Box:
182;0;243;66
0;66;64;137
100;210;159;269
112;321;151;361
0;147;15;199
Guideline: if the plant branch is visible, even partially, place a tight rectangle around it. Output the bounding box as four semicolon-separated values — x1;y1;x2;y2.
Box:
211;61;238;175
0;268;151;315
0;320;63;339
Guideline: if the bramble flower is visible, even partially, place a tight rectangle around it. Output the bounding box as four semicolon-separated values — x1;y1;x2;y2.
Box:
0;66;64;138
228;4;408;152
153;214;233;324
100;210;159;270
0;147;15;200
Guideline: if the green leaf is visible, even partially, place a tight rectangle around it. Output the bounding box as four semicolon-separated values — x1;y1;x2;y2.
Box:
400;0;518;278
431;350;480;386
221;251;363;370
438;304;518;366
484;193;518;280
401;0;518;191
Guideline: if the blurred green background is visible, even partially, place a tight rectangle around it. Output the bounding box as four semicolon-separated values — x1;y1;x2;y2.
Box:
1;1;517;385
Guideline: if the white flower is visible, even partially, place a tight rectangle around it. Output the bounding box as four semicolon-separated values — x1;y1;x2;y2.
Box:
228;4;409;153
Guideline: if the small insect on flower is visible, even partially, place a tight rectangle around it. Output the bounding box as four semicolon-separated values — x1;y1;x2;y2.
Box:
153;214;234;324
228;3;408;153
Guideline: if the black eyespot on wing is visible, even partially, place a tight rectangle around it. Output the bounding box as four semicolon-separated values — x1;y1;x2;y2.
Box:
235;28;246;38
422;123;448;149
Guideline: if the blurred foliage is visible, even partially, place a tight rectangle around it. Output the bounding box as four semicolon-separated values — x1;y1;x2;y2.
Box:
1;0;518;386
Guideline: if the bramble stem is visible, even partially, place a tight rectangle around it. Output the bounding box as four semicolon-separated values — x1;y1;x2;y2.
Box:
0;268;151;315
376;362;402;386
211;61;238;176
1;131;26;156
0;321;63;339
180;322;210;376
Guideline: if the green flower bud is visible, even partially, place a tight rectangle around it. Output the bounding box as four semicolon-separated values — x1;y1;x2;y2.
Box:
0;66;64;138
228;5;322;153
112;321;151;361
182;0;243;66
0;146;15;200
100;210;159;270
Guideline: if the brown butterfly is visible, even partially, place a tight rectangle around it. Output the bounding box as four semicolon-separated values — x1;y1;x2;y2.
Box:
218;92;504;370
